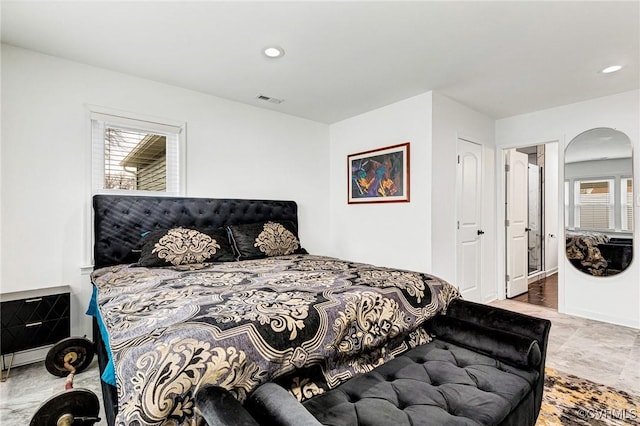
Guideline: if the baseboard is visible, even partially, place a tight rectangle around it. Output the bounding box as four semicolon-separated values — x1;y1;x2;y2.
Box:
527;272;545;284
562;306;640;329
482;294;498;304
526;268;558;284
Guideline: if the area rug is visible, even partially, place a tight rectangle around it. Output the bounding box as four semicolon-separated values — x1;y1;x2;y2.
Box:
538;367;639;425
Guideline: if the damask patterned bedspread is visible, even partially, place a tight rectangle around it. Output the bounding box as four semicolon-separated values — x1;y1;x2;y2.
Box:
91;254;460;426
565;231;610;275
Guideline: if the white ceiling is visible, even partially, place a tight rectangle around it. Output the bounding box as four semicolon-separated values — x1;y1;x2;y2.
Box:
565;127;633;163
2;1;639;124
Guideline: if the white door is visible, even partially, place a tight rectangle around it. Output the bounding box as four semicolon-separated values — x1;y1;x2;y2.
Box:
506;149;529;297
456;139;483;302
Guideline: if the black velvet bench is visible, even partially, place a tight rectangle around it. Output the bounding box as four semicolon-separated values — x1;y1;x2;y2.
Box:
196;300;551;426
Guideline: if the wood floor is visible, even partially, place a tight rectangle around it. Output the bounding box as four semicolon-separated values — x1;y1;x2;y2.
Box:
511;273;558;309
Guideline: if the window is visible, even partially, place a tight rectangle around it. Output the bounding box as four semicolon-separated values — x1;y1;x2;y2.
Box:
574;179;614;230
91;110;184;195
564;180;570;228
565;176;633;232
621;177;634;231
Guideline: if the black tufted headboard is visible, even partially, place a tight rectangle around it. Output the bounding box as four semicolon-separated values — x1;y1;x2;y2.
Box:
93;195;299;269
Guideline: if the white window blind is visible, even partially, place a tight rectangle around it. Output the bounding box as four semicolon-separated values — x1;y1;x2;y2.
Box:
621;177;634;231
91;112;183;195
574;179;614;230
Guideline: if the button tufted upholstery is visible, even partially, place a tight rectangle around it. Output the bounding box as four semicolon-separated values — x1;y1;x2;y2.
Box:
93;195;298;268
301;340;538;426
202;300;550;426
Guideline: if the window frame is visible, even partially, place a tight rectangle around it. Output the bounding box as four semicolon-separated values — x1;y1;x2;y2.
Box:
89;106;186;197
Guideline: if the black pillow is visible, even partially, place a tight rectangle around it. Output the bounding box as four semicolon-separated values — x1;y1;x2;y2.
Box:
227;221;304;260
138;227;236;267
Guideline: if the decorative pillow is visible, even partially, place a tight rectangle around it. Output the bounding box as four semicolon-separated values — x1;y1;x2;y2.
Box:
227;221;304;260
138;227;235;267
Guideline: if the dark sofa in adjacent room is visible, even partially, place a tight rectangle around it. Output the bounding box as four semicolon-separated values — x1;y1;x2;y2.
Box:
196;299;551;426
598;237;633;274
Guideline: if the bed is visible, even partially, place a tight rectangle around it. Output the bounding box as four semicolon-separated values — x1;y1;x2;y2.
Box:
89;195;460;426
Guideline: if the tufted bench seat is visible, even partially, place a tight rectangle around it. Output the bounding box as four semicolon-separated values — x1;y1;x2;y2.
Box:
196;299;551;426
299;339;539;426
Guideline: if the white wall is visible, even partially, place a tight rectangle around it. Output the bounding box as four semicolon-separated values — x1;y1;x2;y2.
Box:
328;92;496;303
1;45;331;359
565;158;632;178
496;90;640;328
329;93;433;272
431;93;496;302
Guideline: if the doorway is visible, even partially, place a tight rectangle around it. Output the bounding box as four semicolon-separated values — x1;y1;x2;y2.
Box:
520;145;545;280
504;142;559;309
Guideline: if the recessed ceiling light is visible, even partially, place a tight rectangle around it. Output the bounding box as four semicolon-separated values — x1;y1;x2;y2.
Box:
263;46;285;59
601;65;622;74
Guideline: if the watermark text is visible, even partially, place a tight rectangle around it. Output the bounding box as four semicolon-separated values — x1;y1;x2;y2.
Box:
577;408;637;421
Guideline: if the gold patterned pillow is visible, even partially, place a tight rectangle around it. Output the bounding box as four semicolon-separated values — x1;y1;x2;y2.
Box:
227;221;305;260
138;227;235;267
255;221;300;256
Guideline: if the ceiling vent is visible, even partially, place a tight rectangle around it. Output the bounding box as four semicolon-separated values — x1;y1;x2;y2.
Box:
256;94;284;104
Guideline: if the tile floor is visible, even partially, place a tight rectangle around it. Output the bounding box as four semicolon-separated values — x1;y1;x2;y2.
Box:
491;299;640;396
1;299;638;425
0;358;107;425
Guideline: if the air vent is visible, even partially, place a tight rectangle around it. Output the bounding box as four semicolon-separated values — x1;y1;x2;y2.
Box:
256;94;284;104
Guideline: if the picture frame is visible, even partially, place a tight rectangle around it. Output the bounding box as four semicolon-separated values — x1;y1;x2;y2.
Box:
348;142;410;204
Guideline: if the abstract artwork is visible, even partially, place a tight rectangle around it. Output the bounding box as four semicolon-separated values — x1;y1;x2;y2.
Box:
348;142;410;204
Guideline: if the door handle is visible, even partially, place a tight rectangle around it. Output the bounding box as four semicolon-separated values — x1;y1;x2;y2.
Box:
525;227;532;232
477;230;485;235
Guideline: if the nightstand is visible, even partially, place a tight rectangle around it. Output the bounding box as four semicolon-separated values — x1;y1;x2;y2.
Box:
0;286;71;380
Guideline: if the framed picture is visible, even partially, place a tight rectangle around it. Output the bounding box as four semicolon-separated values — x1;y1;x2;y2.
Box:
348;142;410;204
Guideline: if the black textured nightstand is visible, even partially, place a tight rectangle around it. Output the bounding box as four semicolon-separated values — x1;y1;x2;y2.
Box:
0;286;71;380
